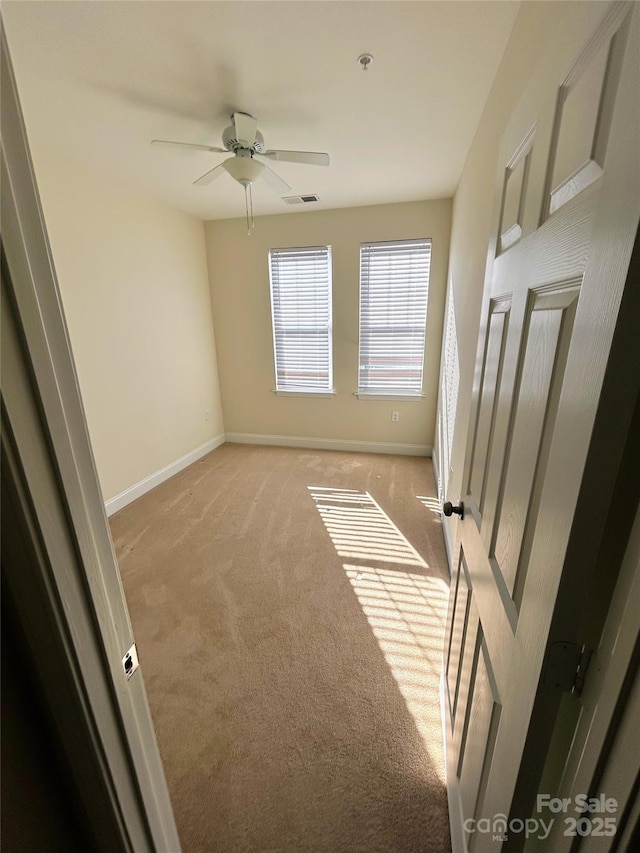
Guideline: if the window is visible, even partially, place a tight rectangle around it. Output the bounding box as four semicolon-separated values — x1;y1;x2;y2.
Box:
358;238;431;396
269;245;333;394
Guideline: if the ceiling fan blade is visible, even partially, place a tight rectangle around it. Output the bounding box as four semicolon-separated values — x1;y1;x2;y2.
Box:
261;149;330;166
193;163;227;186
232;112;258;146
261;164;291;195
151;139;226;153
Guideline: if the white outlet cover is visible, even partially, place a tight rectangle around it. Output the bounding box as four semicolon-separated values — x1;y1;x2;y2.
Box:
122;643;139;680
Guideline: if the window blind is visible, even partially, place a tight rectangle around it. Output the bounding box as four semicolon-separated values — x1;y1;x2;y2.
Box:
269;245;332;392
358;239;431;395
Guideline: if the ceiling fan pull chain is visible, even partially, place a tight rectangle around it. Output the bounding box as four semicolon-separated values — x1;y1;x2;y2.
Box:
250;182;255;230
244;183;250;235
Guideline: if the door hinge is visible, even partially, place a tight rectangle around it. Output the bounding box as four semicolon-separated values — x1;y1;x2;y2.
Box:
543;642;592;696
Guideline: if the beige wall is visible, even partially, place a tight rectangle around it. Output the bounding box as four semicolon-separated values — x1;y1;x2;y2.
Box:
206;200;451;449
29;147;224;502
439;0;610;503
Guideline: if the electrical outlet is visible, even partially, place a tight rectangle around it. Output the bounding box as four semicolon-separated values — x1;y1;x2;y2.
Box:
392;411;400;423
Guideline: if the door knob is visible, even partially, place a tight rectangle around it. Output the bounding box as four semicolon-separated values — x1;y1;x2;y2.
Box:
443;501;464;519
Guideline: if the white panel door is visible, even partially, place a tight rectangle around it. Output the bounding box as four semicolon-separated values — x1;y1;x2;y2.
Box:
444;5;640;852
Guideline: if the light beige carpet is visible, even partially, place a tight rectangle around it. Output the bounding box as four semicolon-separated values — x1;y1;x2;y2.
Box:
110;444;452;853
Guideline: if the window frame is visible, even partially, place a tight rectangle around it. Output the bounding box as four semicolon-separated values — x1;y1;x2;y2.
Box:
268;244;334;396
357;238;432;399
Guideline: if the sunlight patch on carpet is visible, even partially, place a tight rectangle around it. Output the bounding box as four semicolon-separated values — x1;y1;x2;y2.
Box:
416;495;441;515
309;486;449;781
309;486;428;568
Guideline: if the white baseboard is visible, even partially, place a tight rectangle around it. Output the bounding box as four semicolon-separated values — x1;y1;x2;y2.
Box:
105;432;431;516
105;434;225;516
225;432;431;457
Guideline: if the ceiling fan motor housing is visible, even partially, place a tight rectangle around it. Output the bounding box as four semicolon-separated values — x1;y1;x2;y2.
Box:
222;124;265;153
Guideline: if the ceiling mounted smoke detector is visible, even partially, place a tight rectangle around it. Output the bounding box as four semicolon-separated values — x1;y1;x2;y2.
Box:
357;53;374;71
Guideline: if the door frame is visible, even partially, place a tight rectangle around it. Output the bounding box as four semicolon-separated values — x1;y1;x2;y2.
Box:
1;29;181;852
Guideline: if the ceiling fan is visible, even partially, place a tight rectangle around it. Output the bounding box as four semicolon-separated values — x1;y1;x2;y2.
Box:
152;112;329;229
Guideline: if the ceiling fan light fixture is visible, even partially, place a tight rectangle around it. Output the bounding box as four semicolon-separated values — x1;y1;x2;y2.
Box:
223;156;264;186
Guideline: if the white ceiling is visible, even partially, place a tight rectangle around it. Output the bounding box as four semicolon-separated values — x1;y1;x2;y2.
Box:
3;1;520;222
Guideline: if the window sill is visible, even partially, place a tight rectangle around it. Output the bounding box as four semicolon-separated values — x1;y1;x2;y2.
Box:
354;391;425;401
272;389;336;398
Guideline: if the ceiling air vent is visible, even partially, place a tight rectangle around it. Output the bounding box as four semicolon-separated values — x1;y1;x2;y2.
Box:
283;194;320;205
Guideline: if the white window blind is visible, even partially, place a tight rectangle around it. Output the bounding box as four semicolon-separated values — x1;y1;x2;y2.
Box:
269;245;333;392
358;238;431;395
